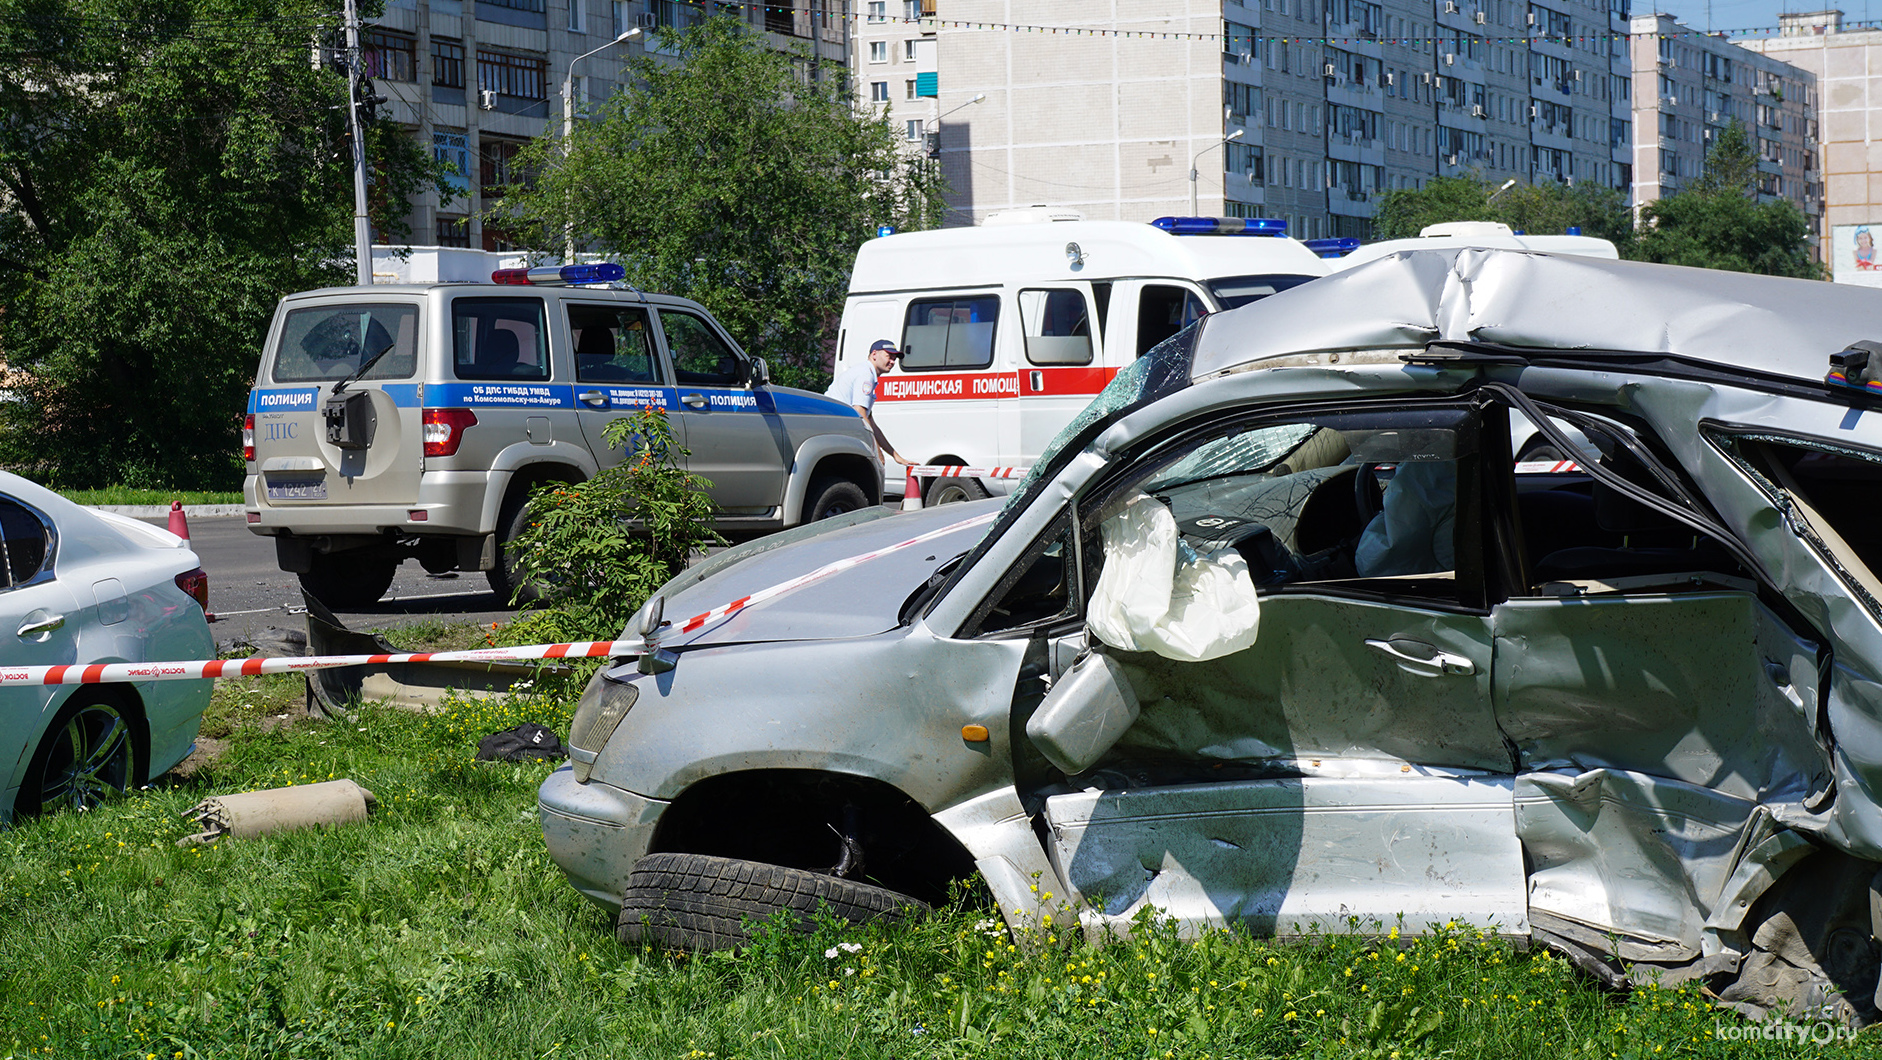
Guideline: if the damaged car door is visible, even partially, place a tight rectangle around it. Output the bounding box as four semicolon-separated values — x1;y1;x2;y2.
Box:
1019;402;1527;936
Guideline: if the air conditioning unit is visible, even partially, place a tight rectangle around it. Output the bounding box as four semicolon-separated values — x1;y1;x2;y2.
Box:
1444;1;1457;12
479;89;497;110
1325;63;1338;77
1421;71;1433;84
1448;154;1459;166
1573;69;1582;81
1526;11;1536;23
634;12;656;27
1472;104;1485;117
1384;71;1395;85
1445;53;1456;65
1474;10;1486;23
1434;75;1445;88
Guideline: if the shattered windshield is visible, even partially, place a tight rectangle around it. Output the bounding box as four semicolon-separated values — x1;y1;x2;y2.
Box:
1004;322;1201;513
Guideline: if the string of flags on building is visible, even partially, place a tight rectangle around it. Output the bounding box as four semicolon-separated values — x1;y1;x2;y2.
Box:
674;1;1875;47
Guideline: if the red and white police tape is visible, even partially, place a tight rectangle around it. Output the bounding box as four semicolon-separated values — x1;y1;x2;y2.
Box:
0;508;1002;688
907;464;1029;481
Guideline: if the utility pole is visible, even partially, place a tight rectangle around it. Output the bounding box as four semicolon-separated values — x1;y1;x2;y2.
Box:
343;0;373;285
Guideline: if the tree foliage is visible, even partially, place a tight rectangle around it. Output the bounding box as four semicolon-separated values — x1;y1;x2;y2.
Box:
1633;120;1819;279
495;17;942;391
0;0;438;489
1374;174;1634;250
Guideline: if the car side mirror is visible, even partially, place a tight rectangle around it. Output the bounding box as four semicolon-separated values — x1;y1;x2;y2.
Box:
1024;651;1140;775
749;357;770;388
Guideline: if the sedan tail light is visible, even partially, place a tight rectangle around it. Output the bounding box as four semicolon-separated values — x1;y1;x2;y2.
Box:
242;414;255;461
175;568;209;614
423;408;478;457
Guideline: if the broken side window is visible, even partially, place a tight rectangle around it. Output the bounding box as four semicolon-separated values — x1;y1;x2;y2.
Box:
1711;432;1882;618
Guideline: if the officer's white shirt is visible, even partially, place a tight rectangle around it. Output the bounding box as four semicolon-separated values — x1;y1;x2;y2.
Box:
825;361;881;413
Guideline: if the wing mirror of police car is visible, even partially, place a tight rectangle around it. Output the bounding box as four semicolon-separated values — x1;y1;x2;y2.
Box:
749;357;770;388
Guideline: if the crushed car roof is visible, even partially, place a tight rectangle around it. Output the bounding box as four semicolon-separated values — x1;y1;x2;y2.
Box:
1191;248;1882;387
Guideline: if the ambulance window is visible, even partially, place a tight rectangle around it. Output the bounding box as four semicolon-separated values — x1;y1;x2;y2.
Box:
1019;289;1094;367
569;304;661;384
1138;286;1206;356
661;311;744;386
0;497;51;588
902;295;998;370
1206;273;1319;310
273;304;419;383
453;298;549;381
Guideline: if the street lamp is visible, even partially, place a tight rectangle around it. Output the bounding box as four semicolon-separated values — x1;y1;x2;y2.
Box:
924;92;986;159
562;26;641;259
1189;129;1244;216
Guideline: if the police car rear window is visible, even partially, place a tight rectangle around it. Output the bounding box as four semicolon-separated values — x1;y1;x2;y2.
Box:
454;298;550;381
273;304;419;383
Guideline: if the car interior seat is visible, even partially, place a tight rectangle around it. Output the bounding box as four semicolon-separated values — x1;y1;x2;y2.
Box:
1530;478;1739;583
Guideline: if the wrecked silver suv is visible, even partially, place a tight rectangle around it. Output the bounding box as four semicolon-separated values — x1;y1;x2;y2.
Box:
540;248;1882;1023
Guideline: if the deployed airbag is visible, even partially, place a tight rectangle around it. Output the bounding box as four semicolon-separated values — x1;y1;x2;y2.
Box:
1087;493;1261;662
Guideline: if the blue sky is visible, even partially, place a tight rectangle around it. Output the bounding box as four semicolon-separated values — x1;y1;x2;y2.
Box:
1645;0;1871;38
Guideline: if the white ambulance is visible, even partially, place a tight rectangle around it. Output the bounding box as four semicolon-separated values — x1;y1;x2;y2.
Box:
837;211;1330;501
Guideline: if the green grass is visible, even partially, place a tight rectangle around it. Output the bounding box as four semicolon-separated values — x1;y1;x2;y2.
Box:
58;487;243;507
0;677;1872;1059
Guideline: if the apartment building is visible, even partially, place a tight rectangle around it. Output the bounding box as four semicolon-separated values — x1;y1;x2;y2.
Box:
1630;12;1820;246
852;0;940;164
917;0;1634;238
1738;11;1871;277
363;0;843;252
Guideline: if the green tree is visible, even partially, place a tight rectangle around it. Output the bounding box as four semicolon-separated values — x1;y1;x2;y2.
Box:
1374;174;1634;251
495;17;942;391
1634;120;1819;279
0;0;439;489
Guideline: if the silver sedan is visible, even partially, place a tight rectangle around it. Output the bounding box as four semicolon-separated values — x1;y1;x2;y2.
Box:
0;473;213;821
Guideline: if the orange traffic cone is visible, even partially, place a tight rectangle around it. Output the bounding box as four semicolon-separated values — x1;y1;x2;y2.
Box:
902;466;922;511
167;500;191;541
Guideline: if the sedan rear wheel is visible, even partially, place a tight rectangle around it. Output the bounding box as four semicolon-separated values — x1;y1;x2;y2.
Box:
16;695;139;818
616;852;928;951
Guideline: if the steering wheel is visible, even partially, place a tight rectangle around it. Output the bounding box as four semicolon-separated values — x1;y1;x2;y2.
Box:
1353;462;1387;528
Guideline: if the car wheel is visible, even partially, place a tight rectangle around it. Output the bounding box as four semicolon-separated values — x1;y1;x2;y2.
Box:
923;476;991;506
15;694;139;818
485;494;548;607
298;553;397;609
805;477;870;522
616;852;928;951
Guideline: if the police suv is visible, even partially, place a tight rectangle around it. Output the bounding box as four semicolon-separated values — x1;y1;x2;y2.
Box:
243;264;883;607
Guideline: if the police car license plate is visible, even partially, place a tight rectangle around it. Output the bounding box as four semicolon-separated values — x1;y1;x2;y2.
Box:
265;474;327;501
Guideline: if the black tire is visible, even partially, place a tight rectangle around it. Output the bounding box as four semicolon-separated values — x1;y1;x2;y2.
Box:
924;475;991;506
297;552;397;609
14;693;140;818
485;493;546;607
616;852;928;951
804;477;870;522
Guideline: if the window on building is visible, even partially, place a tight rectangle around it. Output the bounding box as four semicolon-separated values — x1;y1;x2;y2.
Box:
1226;142;1264;181
905;79;916;99
480;137;531;191
433;131;470;198
478;50;546;99
432;39;465;88
905;39;918;59
567;0;584;31
765;0;796;34
1224;21;1256;60
482;0;545;11
870;81;889;102
1224;81;1259;123
906;119;922;140
869;40;887;62
867;0;885;21
364;30;416;81
436;216;471;248
612;0;627;36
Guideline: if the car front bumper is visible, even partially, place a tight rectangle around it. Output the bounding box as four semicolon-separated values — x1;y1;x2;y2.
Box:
538;766;669;911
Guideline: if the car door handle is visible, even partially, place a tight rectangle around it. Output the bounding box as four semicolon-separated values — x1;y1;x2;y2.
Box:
578;389;610;408
680;392;707;409
18;613;65;638
1364;638;1476;677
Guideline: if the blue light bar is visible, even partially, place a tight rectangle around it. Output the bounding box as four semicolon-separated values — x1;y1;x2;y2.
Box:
1303;237;1361;258
1150;216;1288;237
491;263;627;286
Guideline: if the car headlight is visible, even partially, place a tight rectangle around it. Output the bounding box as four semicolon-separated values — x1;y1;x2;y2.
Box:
567;665;640;783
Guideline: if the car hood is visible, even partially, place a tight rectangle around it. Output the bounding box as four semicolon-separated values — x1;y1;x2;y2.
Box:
641;498;1003;648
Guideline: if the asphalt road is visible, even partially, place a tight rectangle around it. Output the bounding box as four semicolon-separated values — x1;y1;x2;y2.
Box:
142;513;516;655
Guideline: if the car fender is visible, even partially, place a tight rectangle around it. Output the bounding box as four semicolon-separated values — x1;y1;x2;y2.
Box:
476;443;597;532
782;433;883;524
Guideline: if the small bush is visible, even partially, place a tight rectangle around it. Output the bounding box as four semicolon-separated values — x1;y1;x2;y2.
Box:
499;406;717;644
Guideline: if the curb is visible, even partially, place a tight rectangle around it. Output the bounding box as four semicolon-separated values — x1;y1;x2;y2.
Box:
89;504;247;519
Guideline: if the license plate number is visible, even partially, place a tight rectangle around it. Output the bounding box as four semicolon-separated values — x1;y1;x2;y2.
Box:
266;476;327;501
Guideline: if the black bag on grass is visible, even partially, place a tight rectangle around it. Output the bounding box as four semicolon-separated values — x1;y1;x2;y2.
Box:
476;723;568;762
